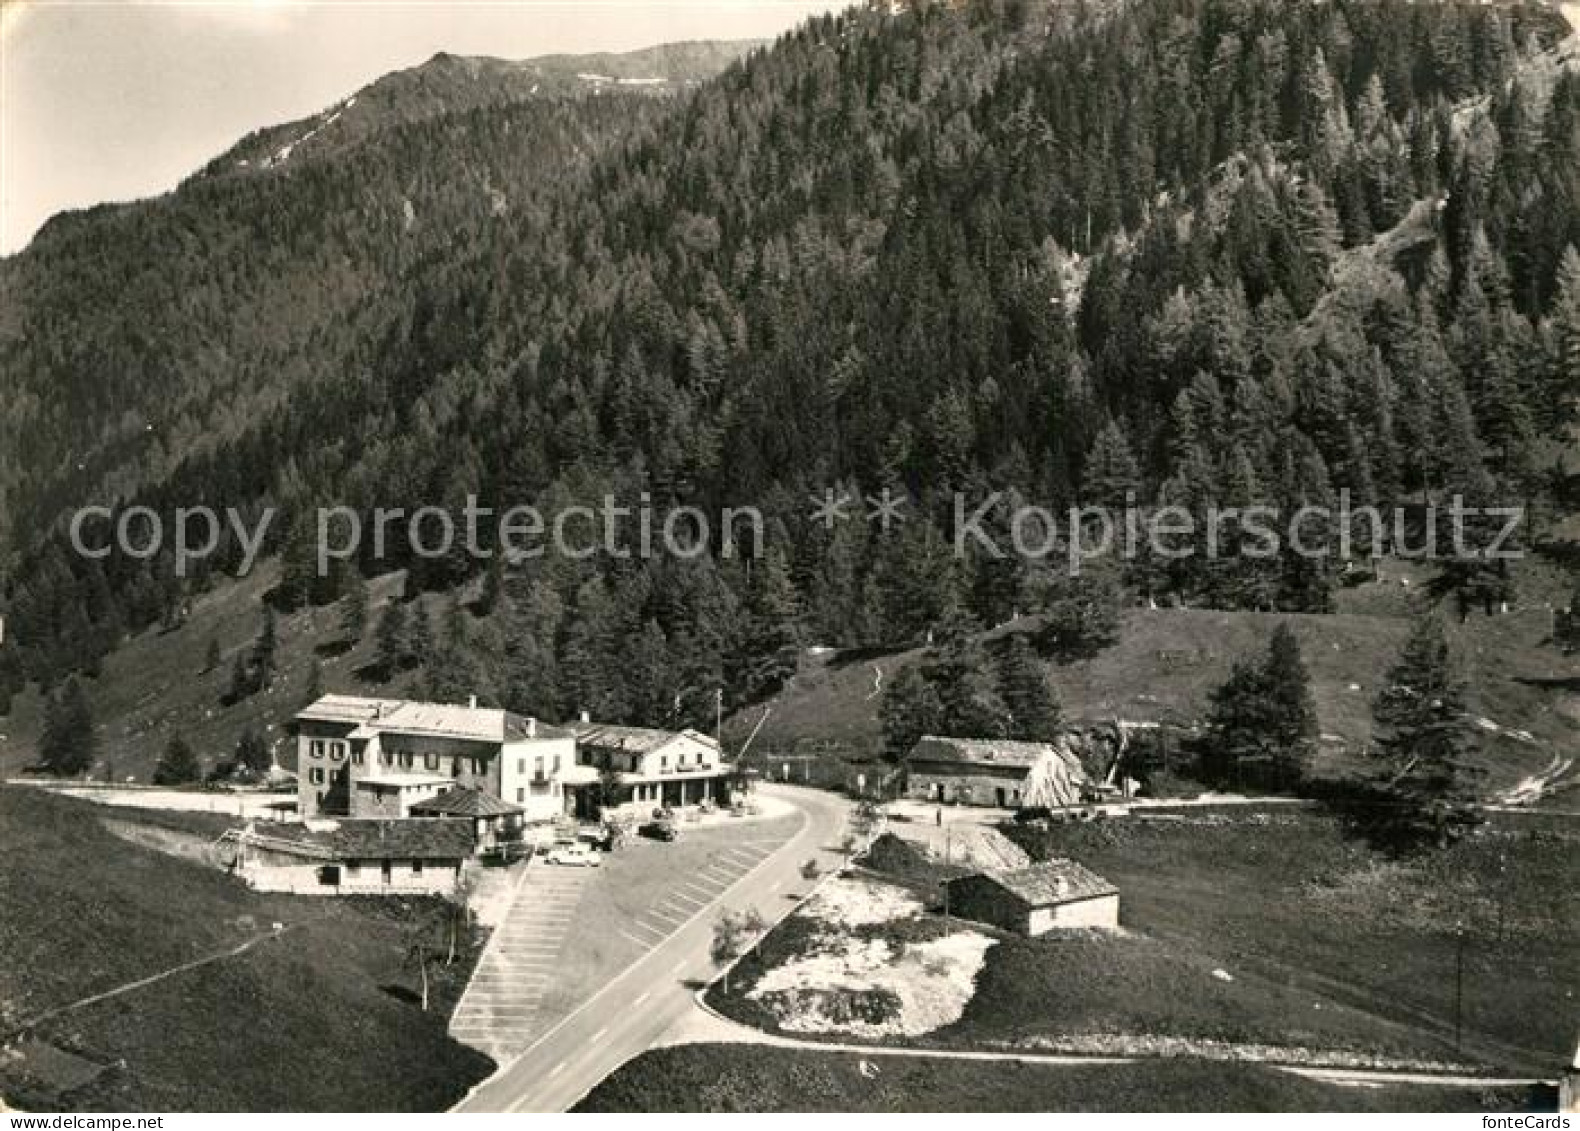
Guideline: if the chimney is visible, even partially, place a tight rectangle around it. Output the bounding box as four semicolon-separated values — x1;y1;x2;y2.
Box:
468;695;478;711
579;708;590;724
527;717;537;738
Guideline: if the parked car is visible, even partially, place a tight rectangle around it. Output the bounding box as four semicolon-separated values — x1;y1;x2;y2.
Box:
639;820;679;842
545;842;602;867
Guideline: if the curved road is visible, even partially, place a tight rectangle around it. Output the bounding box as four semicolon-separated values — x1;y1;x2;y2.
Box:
454;783;851;1113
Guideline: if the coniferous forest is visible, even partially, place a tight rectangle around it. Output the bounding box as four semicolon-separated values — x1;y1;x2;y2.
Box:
2;0;1579;737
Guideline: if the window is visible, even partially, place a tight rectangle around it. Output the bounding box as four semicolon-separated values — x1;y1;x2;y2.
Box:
352;748;365;766
425;752;439;770
381;860;392;883
346;862;361;879
309;767;325;785
400;751;414;769
534;757;544;780
552;754;561;772
310;740;325;760
660;755;668;772
517;788;525;803
518;758;526;775
330;743;345;762
412;860;424;876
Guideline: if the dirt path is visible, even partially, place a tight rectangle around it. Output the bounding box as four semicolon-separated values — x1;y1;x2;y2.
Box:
667;994;1555;1089
9;923;299;1036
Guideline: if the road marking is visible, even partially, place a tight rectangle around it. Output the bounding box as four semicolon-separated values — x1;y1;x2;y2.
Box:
670;958;687;975
619;930;653;950
476;792;820;1114
647;906;685;925
550;1061;566;1077
633;990;651;1005
668;891;706;909
678;881;715;899
589;1026;608;1044
768;879;782;892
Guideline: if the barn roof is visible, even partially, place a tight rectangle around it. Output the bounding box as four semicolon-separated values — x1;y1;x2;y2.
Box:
954;859;1117;906
908;735;1077;770
238;818;476;861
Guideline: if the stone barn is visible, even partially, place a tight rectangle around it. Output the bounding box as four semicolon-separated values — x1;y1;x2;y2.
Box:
944;859;1119;935
906;735;1087;809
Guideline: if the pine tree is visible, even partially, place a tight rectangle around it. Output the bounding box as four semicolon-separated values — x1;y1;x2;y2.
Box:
39;677;96;777
1558;579;1580;654
879;665;941;763
228;650;252;703
996;635;1061;740
304;657;324;704
1262;623;1318;791
740;547;802;702
153;733;202;786
235;726;271;776
409;603;436;670
340;570;370;643
1202;657;1270;787
1551;245;1580;422
251;606;279;690
1369;614;1483;847
1202;624;1316;793
374;601;411;680
921;608;1009;740
1080;419;1141;510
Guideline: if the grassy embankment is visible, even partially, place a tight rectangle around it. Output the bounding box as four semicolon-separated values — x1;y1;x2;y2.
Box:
574;1044;1555;1113
0;787;491;1111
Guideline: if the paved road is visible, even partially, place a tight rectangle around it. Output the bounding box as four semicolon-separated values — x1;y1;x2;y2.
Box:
453;784;851;1112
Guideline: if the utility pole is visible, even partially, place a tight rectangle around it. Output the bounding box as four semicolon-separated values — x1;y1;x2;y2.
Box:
1454;921;1466;1054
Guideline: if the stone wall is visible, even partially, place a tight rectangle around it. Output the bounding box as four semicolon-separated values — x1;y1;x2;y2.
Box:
908;766;1029;807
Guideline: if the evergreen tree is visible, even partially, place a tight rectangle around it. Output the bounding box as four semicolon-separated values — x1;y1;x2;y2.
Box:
879;665;941;763
304;657;324;704
251;606;279;690
340;570;370;643
1202;623;1316;792
374;601;411;680
1551;245;1580;422
203;636;222;675
153;733;202;786
1080;419;1141;509
39;676;96;777
1261;623;1319;791
235;726;272;776
921;609;1009;740
1368;613;1483;847
996;635;1061;741
1032;566;1123;660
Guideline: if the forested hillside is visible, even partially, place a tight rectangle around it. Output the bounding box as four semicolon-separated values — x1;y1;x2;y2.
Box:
3;0;1579;749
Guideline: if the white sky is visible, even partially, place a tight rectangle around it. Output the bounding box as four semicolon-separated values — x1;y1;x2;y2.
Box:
0;0;839;255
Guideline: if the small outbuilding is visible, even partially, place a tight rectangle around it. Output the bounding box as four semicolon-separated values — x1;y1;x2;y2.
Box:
410;785;526;853
944;859;1119;935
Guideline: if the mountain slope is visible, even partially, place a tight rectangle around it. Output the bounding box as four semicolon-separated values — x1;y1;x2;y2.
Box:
2;1;1579;791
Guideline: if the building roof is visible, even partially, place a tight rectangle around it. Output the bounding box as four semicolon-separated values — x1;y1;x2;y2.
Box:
908;735;1076;770
297;695;573;746
572;722;720;755
238;818;475;861
297;694;404;726
410;786;524;818
952;859;1118;906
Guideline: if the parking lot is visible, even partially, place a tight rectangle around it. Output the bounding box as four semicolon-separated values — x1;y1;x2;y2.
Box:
451;806;808;1060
